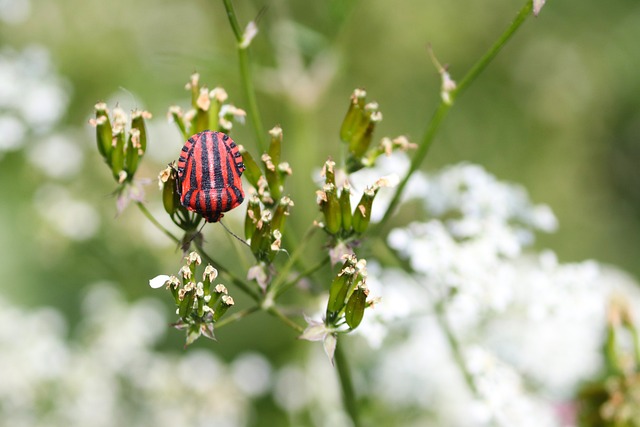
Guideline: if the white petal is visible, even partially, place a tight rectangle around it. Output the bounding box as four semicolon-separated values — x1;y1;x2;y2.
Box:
149;274;171;289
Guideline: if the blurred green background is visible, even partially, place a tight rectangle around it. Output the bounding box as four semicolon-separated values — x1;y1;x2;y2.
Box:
1;0;639;391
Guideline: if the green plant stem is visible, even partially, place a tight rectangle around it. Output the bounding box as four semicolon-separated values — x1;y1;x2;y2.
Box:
275;255;330;298
435;301;479;396
378;0;534;229
265;305;304;333
221;0;267;152
266;224;319;300
136;202;180;244
195;240;260;301
334;336;361;427
215;305;260;328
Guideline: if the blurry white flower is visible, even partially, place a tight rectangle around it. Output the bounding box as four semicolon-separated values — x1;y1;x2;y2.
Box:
0;0;31;24
26;133;84;179
33;184;100;240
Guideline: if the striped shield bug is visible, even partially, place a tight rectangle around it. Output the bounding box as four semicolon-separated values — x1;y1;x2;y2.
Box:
176;131;246;223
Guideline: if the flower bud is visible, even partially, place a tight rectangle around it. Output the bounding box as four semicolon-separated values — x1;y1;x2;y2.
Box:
202;264;217;296
238;145;263;188
131;109;150;153
93;102;113;161
168;106;188;140
244;195;261;241
327;272;350;315
262;153;282;200
339;182;353;232
271;196;294;233
159;166;180;216
340;89;367;144
208;283;228;310
194;87;210;133
178;287;195;318
345;284;368;329
110;128;126;181
352;186;376;234
186;73;200;109
213;295;234;322
321;159;336;187
125;128;141;176
318;183;342;235
208;87;227;127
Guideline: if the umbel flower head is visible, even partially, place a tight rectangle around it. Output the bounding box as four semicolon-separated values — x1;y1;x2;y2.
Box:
149;251;234;346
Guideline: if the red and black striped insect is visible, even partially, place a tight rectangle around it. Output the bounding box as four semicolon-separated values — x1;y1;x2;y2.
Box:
176;131;246;223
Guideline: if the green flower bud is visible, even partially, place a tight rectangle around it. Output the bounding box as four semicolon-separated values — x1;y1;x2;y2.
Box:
111;129;126;181
238;145;263;188
125;128;141;176
352;186;376;234
208;87;227;129
187;73;200;109
271;196;294;233
208;283;228;310
168;106;188;140
345;284;368;329
268;126;282;168
317;183;341;235
244;195;261;241
340;89;367;144
93;102;113;161
339;182;353;232
250;211;273;261
202;264;218;296
262;153;282;200
213;295;234;322
194;87;210;133
321;159;336;186
131;110;151;154
178;287;195;318
159;166;180;216
327;272;350;315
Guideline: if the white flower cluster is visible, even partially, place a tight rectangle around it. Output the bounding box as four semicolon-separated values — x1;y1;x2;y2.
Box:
301;159;640;426
0;285;272;427
0;46;70;156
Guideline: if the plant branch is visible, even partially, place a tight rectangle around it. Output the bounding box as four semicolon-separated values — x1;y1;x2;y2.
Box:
265;305;304;333
136;202;180;244
275;255;330;298
377;0;534;229
334;336;361;427
221;0;267;152
215;305;260;328
195;240;260;301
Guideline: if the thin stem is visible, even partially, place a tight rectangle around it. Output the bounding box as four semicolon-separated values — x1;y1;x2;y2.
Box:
435;301;479;396
136;202;180;244
334;336;361;427
221;0;243;41
266;224;319;299
195;240;260;301
377;0;534;229
221;0;267;152
275;255;330;298
215;305;259;328
454;0;533;97
265;305;304;333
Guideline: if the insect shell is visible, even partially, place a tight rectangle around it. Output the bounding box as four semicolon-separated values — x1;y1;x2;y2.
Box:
176;131;246;223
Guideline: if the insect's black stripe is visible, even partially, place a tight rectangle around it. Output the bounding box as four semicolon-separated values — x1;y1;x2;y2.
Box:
186;142;198;206
224;187;233;211
225;155;243;207
212;136;224;214
222;133;229;142
181;145;189;152
200;133;214;218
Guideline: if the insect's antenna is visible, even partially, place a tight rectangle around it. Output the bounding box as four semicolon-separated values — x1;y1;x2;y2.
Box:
219;220;251;248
